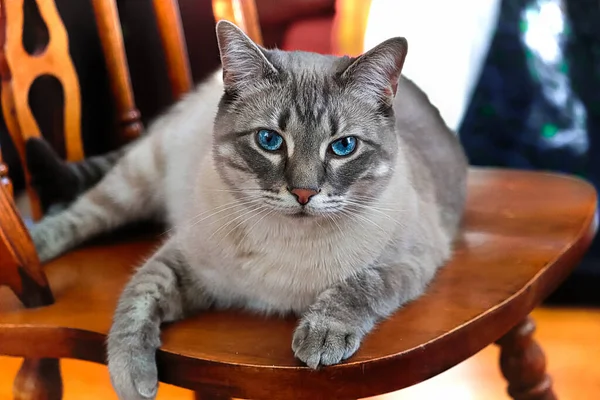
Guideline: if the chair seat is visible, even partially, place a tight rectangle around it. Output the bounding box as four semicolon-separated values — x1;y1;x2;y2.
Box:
0;168;597;400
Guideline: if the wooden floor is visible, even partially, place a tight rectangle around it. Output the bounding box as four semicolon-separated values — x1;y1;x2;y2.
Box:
1;307;599;399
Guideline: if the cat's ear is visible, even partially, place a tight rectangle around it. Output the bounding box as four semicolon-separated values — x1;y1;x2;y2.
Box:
341;37;408;106
215;20;278;93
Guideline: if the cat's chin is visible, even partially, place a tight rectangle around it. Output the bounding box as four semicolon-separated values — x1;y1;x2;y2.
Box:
284;209;336;220
287;211;312;219
268;204;340;219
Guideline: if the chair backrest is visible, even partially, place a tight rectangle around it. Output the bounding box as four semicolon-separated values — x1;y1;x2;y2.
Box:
0;0;260;308
212;0;262;45
0;0;200;219
331;0;372;56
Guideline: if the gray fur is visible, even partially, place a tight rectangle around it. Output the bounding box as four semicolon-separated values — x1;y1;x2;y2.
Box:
68;146;129;192
30;21;467;400
25;137;131;214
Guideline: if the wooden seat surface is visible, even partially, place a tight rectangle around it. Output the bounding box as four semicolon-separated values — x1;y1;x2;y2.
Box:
0;168;597;400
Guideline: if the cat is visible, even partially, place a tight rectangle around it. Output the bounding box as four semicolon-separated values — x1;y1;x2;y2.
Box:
29;20;467;400
25;137;131;214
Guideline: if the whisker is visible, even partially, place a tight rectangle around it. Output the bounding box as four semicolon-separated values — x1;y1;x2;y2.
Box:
313;217;323;228
349;194;398;204
216;205;271;246
339;208;388;236
192;198;261;219
350;196;403;207
344;199;405;213
204;199;268;226
345;203;403;227
239;208;276;244
209;204;270;241
163;197;265;235
328;213;344;237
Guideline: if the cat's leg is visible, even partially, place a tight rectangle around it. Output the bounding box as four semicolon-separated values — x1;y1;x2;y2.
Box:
292;260;435;368
30;136;162;262
26;138;131;212
107;238;210;400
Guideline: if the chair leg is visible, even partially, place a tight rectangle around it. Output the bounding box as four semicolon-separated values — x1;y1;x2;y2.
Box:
194;390;233;400
495;316;556;400
13;358;63;400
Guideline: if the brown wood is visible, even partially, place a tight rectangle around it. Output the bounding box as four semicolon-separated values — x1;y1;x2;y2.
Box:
0;168;596;399
0;0;84;220
2;307;599;399
212;0;263;45
13;358;62;400
194;389;233;400
90;0;143;144
0;132;59;400
0;184;53;308
152;0;193;100
496;316;557;400
333;0;373;56
0;150;12;196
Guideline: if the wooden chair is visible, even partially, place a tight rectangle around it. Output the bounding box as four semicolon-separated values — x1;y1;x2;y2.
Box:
0;0;597;399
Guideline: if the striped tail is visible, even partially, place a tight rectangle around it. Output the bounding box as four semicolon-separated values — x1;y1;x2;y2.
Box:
26;138;129;213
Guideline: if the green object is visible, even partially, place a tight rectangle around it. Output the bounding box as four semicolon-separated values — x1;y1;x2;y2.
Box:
541;123;558;138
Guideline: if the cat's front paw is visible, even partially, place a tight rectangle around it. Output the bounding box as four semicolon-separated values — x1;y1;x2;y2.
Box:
292;314;363;369
107;330;160;400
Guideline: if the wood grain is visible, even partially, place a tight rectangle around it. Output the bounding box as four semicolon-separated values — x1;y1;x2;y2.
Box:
2;307;598;399
0;168;596;399
0;0;84;219
0;184;53;308
496;317;556;400
13;358;62;400
194;390;232;400
90;0;143;144
152;0;193;100
332;0;373;56
212;0;263;45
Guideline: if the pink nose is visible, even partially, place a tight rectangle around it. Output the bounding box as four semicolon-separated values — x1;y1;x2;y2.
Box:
290;188;319;205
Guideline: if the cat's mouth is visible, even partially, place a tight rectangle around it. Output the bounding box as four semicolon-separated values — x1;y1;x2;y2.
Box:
286;207;338;219
288;209;311;218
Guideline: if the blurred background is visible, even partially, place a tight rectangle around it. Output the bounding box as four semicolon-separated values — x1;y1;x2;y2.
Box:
368;0;600;307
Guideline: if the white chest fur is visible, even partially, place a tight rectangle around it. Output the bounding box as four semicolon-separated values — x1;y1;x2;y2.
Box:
177;200;399;315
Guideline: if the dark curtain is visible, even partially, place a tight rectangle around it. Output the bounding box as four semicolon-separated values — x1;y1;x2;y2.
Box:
459;0;600;305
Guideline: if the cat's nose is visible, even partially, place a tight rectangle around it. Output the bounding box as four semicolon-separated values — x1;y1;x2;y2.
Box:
289;188;319;205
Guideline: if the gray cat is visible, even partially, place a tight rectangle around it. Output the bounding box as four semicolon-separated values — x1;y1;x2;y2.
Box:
30;20;467;400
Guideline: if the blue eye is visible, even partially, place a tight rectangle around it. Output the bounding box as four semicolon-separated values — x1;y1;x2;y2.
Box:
256;129;284;151
330;136;357;156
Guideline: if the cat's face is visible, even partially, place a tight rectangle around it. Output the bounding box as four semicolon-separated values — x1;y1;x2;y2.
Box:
212;21;407;219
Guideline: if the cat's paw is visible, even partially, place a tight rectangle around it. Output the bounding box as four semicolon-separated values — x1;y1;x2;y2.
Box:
292;314;363;369
107;329;160;400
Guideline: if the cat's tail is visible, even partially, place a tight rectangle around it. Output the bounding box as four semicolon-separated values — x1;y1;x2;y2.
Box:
25;138;132;212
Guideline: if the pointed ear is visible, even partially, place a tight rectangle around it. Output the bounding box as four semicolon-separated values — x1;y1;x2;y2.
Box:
215;20;278;93
341;37;408;106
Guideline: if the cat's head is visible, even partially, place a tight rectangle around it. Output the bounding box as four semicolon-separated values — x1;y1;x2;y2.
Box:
212;20;407;219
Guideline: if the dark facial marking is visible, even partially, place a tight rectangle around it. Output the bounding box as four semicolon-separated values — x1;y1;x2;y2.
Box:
329;114;339;137
215;129;257;145
234;141;283;188
290;73;330;129
278;108;291;132
329;149;378;191
215;154;254;174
